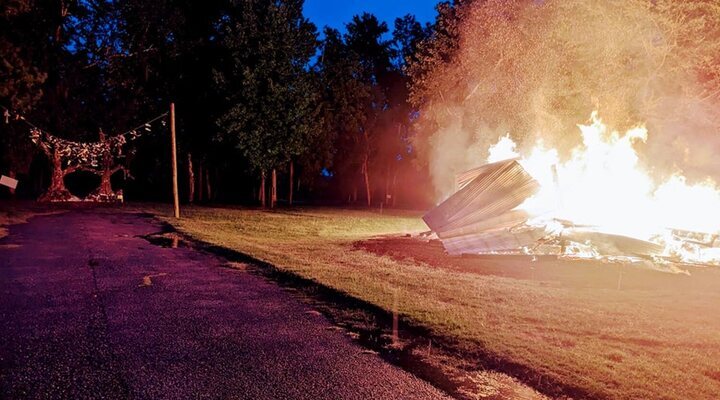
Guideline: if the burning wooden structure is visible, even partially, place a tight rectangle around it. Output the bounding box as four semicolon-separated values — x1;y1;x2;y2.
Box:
423;160;720;271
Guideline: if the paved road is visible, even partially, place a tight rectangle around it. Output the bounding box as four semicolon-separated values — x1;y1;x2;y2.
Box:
0;211;449;400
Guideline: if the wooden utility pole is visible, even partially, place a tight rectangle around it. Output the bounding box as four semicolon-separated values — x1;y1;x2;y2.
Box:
170;103;180;218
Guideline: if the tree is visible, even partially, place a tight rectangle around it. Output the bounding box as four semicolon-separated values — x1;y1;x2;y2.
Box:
214;0;318;208
392;14;432;70
314;13;431;208
406;0;471;115
0;1;47;111
336;13;395;206
315;28;371;204
381;14;431;206
339;13;432;208
29;127;132;202
0;1;49;194
63;0;228;202
117;0;226;202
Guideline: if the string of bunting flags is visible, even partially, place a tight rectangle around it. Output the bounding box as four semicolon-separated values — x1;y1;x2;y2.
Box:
1;104;168;169
1;104;169;201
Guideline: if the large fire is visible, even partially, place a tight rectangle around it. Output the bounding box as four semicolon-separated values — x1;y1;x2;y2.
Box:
485;112;720;266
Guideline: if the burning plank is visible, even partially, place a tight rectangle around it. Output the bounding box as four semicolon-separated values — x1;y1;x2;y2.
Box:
561;229;664;258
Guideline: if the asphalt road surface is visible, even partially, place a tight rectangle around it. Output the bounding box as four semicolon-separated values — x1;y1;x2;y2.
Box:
0;210;449;400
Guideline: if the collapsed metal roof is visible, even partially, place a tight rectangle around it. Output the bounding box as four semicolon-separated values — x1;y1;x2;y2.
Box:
423;160;720;273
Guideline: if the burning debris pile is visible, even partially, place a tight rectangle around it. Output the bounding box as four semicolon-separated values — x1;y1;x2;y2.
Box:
423;115;720;273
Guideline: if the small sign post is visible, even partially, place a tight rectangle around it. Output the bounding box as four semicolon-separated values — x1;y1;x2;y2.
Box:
0;175;18;190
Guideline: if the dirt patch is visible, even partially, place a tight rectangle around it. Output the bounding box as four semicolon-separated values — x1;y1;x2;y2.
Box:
354;237;720;293
705;370;720;383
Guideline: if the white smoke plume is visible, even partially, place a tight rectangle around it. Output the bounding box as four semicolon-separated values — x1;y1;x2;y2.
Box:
414;0;720;200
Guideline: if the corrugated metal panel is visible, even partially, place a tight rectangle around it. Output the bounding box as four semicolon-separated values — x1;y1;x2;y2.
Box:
423;159;539;235
455;159;519;190
438;179;538;233
442;226;548;255
437;209;530;239
424;160;542;255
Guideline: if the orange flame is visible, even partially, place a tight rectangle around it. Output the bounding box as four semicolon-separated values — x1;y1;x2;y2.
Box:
488;112;720;264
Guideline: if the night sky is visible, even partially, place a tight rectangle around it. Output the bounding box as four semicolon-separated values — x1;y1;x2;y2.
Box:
303;0;440;34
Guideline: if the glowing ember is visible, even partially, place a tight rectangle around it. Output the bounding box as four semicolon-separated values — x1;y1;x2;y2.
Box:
486;112;720;265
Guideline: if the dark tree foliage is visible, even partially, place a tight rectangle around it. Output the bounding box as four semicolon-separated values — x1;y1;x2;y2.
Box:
407;0;472;110
0;0;67;190
0;1;47;111
0;0;432;207
213;0;318;206
315;13;431;206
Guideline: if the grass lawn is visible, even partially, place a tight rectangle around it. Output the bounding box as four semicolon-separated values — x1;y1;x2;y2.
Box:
145;204;720;400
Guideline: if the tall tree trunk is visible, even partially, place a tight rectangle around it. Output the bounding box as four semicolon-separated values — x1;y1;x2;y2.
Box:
271;168;277;209
47;153;66;194
98;168;113;197
288;161;294;206
93;130;115;200
362;154;371;207
198;163;205;202
39;150;72;202
361;130;372;207
7;170;16;196
205;167;212;201
55;0;68;43
260;171;266;208
187;153;194;203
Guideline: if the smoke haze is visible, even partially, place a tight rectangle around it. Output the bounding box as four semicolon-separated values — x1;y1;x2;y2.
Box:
414;0;720;200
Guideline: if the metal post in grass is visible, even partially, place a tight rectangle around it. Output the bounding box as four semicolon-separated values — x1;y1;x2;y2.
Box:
170;102;180;219
392;289;399;346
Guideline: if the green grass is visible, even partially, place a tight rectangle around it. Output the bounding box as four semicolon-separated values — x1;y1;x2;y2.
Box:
144;204;720;400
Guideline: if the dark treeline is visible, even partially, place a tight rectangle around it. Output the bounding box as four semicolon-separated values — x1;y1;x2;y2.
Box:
0;0;468;208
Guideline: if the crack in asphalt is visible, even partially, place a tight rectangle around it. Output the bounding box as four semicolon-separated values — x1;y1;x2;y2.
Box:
86;251;131;398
